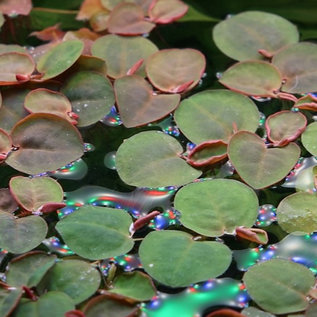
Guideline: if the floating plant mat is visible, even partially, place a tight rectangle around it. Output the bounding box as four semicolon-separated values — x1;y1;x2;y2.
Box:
0;3;316;317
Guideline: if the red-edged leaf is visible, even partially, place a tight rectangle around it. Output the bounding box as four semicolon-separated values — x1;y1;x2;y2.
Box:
38;202;67;214
294;94;317;111
107;3;155;35
236;227;268;244
30;24;65;42
77;0;106;20
127;59;144;75
89;10;110;32
186;140;228;167
0;0;32;16
131;211;161;233
65;310;86;317
0;128;12;160
149;0;188;24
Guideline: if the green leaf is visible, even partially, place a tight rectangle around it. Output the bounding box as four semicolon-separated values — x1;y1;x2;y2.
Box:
0;44;26;54
219;61;282;97
178;5;219;22
9;176;63;212
242;307;275;317
6;114;84;175
0;189;18;213
276;192;317;233
301;122;317;156
116;131;201;187
41;259;101;304
139;230;232;287
0;212;47;254
91;34;158;78
12;291;75;317
243;259;315;314
6;252;56;287
109;271;156;301
228;131;300;189
56;206;134;260
272;42;317;93
213;11;299;61
114;75;180;128
37;40;84;80
174;179;258;236
146;48;206;93
61;71;115;127
0;287;22;317
174;89;259;144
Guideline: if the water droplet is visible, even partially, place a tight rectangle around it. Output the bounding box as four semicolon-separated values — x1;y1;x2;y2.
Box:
225;14;234;19
104;151;116;170
255;204;277;227
148;115;180;137
8;11;18;18
42;236;75;256
148;209;181;230
100;105;122;126
215;160;235;178
84;143;95;152
216;72;223;79
48;159;88;180
251;96;271;102
258;112;266;128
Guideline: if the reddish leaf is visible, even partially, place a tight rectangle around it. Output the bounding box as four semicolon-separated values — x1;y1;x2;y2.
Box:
0;0;32;16
206;308;246;317
0;188;18;213
294;94;317;111
65;310;86;317
0;128;12;159
30;24;65;42
107;3;155;35
77;0;105;20
127;59;144;75
131;211;161;232
89;10;110;32
38;202;67;214
236;227;268;244
149;0;188;24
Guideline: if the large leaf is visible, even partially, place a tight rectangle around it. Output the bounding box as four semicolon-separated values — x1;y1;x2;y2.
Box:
301;122;317;156
213;11;299;61
42;259;101;304
37;40;84;80
9;176;63;212
116;131;201;187
276;192;317;233
174;89;259;144
146;49;206;93
139;230;232;287
61;71;115;127
114;75;180;127
174;179;258;236
0;287;22;317
6;114;84;175
0;212;47;254
6;252;56;287
56;206;134;260
91;34;158;78
272;42;317;93
228;131;300;189
243;259;315;314
219;61;282;97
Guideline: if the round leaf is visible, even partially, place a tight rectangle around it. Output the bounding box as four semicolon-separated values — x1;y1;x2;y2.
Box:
174;89;259;143
0;212;48;254
56;206;134;260
243;259;315;314
42;259;101;304
146;49;206;93
272;42;317;93
174;179;259;236
213;11;299;61
277;192;317;233
61;71;115;127
114;75;180;127
91;34;158;78
0;188;18;213
139;230;232;287
116;131;201;187
228;131;300;189
219;61;282;97
37;40;84;80
9;176;63;212
301;122;317;156
6;114;84;175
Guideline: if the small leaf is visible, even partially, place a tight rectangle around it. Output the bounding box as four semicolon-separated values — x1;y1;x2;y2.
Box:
6;114;84;175
265;110;307;146
107;3;155;35
146;48;206;93
89;10;110;32
294;94;317;111
41;259;101;304
236;227;268;244
61;71;115;127
0;212;48;254
37;40;84;80
0;0;32;15
212;11;299;61
149;0;188;24
91;34;158;78
174;89;259;144
30;24;65;42
228;131;300;189
56;206;134;260
174;179;258;237
0;188;18;213
114;75;180;127
301;122;317;156
77;0;106;20
243;259;315;314
139;230;232;287
219;61;282;97
116;131;201;187
276;192;317;233
6;252;56;287
109;271;156;301
0;287;22;317
272;42;317;93
9;176;63;212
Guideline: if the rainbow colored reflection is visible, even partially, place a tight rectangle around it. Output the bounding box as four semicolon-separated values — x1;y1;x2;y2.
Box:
101;105;122;126
48;158;88;180
42;236;74;256
255;204;276;227
148;209;181;230
234;232;317;274
142;278;250;317
100;254;142;275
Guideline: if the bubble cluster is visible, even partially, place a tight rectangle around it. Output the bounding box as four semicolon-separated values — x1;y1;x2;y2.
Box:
148;209;181;230
148;115;180;137
255;204;277;227
100;105;122;126
100;254;142;275
42;236;75;256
